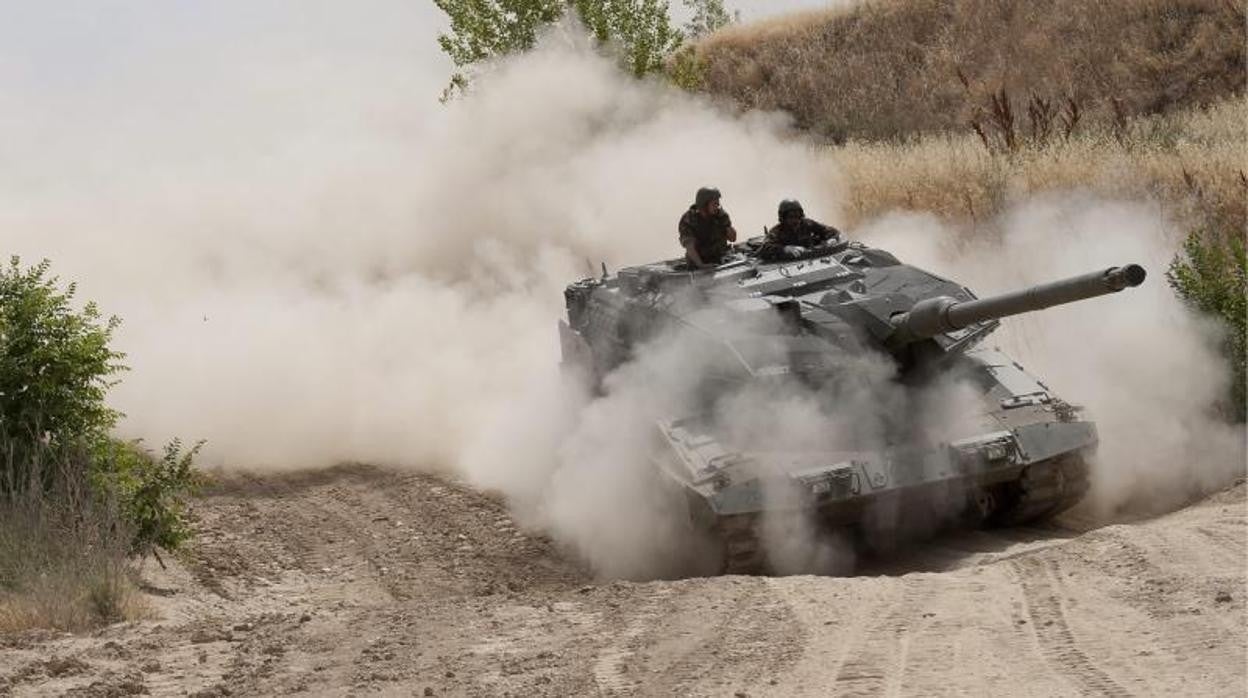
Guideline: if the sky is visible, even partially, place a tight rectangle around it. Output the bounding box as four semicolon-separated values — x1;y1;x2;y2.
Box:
0;1;835;111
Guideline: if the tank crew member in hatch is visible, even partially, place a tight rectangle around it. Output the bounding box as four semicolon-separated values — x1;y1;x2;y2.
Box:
757;199;843;261
678;187;738;268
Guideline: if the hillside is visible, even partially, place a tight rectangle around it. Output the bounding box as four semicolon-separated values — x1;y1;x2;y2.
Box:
693;0;1245;142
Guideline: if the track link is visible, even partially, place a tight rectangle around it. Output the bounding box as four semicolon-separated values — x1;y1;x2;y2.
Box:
716;514;766;575
994;454;1091;526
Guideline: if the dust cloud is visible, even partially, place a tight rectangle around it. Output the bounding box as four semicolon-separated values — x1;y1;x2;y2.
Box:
2;6;1240;580
1;11;836;577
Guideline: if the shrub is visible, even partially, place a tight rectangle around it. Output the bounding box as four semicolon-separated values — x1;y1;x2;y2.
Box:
666;44;709;90
0;257;201;630
0;256;125;459
1167;228;1247;421
100;438;203;560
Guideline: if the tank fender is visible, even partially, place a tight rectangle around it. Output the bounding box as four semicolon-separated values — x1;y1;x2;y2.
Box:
1012;420;1098;464
708;479;766;516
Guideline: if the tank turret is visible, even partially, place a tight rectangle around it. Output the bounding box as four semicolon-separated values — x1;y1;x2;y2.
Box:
887;264;1146;346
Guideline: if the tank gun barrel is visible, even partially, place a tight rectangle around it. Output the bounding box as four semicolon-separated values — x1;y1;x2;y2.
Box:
889;264;1146;344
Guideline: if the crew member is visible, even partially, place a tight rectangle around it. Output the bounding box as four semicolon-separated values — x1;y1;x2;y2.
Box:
758;199;842;261
678;187;738;268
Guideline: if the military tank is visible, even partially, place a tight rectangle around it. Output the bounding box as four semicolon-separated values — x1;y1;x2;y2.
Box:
558;235;1145;573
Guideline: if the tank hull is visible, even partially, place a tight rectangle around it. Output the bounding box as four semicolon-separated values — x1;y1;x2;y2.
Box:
650;349;1096;573
560;242;1140;574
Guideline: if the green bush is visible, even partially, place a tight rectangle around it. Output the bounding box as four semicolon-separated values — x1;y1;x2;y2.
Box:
0;257;199;562
1167;228;1247;421
99;438;203;559
666;44;709;91
0;256;125;454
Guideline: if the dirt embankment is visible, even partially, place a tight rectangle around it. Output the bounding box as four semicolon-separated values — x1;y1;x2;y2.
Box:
1;465;1244;696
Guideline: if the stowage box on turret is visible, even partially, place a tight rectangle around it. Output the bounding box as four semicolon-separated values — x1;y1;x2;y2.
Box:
558;235;1145;573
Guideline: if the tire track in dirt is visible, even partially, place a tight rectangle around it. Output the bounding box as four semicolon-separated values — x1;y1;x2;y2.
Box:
583;578;807;696
588;586;673;694
829;578;935;697
666;580;804;694
1008;557;1131;697
1193;520;1247;569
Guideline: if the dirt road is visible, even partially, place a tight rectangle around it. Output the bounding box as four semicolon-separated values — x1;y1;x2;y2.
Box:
1;464;1243;696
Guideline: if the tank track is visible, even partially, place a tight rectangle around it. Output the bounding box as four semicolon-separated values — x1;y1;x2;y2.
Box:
707;454;1091;575
992;454;1091;526
715;514;766;575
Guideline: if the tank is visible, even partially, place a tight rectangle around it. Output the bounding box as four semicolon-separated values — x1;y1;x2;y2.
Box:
558;237;1146;573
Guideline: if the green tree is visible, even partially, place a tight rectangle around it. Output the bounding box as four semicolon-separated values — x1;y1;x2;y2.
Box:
1167;229;1247;421
434;0;684;98
578;0;684;77
666;0;735;90
682;0;735;39
434;0;564;99
0;257;125;452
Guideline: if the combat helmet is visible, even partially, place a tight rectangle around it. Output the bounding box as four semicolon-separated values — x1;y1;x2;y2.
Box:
695;187;722;208
778;199;804;221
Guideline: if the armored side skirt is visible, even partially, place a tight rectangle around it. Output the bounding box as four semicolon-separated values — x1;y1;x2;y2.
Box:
655;416;1097;529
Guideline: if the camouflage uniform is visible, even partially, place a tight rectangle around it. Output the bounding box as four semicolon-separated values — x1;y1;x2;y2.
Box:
757;219;841;261
678;205;734;265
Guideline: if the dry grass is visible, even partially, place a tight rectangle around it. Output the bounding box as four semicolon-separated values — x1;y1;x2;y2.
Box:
695;0;1246;142
828;96;1247;232
0;446;143;634
0;527;140;634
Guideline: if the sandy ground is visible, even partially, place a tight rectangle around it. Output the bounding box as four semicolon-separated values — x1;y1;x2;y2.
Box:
1;464;1244;697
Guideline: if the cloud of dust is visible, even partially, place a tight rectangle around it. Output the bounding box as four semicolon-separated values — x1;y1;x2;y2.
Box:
857;194;1247;519
1;10;841;577
5;6;1239;579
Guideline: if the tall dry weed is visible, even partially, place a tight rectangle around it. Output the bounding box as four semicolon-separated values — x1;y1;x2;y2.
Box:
829;97;1247;235
0;442;141;633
